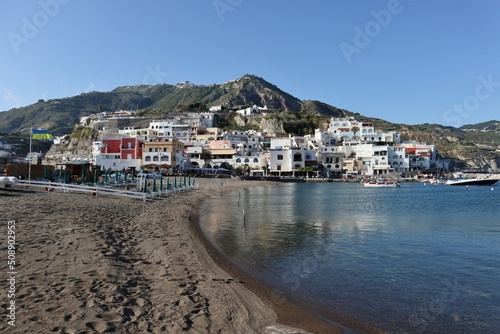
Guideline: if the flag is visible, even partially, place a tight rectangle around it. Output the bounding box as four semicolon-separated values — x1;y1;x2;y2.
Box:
32;129;52;140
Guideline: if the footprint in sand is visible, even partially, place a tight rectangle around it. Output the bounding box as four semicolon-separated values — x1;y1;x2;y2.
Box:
122;306;142;322
96;313;123;322
45;306;62;312
85;321;117;333
130;297;146;307
51;326;76;334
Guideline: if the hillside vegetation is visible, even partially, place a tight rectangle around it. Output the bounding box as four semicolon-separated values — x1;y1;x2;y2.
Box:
0;74;498;170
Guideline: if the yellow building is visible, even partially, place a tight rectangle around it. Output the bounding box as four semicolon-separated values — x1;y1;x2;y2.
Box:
142;137;184;171
196;127;222;143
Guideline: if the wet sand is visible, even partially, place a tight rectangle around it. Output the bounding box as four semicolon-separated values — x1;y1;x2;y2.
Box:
0;179;376;333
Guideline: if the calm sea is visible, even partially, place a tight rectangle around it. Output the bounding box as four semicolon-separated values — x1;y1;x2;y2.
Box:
199;182;500;334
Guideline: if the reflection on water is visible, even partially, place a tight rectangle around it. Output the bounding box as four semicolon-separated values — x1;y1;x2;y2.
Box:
200;182;500;333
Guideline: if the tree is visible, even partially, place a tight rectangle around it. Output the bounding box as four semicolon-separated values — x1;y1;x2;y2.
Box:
351;126;360;137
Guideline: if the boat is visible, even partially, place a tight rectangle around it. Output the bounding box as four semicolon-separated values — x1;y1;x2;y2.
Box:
422;178;444;185
362;179;400;188
445;178;498;186
445;172;499;186
0;175;19;188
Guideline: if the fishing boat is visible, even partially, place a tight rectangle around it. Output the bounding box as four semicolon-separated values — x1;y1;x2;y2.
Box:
362;179;400;188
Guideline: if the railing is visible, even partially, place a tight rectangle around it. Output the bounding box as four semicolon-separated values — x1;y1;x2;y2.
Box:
15;179;197;202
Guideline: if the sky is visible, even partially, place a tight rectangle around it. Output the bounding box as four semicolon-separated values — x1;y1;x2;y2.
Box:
1;0;499;127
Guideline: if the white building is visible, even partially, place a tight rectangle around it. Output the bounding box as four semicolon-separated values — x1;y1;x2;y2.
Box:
401;141;437;170
184;146;204;169
91;141;102;164
235;104;268;116
317;145;349;177
327;117;400;144
314;129;337;147
388;146;410;173
350;144;392;176
220;131;261;154
233;155;267;171
199;112;215;128
208;106;223;112
268;137;316;172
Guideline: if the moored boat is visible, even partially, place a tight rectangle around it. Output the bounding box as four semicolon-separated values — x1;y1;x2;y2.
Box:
445;178;498;186
445;172;499;186
0;175;19;188
362;179;400;188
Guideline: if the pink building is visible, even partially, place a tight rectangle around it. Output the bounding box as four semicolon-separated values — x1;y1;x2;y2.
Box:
96;137;143;170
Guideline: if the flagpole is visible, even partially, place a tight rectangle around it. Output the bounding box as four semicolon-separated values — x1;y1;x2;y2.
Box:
28;127;32;183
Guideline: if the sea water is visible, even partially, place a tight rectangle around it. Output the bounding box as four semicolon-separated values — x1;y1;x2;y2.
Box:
199;182;500;333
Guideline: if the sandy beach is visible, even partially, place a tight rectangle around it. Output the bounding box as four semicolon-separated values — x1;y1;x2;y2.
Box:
0;178;349;334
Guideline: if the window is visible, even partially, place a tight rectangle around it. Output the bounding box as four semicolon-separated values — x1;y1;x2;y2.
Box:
149;148;153;152
277;165;281;171
277;155;283;160
145;156;152;162
244;158;249;163
153;156;159;162
161;156;169;161
236;158;241;163
253;158;258;163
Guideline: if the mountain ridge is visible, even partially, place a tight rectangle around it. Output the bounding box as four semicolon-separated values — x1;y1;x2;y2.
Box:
0;74;498;171
0;74;347;134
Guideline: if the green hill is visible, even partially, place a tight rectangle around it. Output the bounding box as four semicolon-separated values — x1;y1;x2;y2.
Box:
0;74;499;171
0;75;311;135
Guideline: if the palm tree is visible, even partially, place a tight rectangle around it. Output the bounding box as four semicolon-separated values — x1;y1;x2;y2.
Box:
351;126;360;137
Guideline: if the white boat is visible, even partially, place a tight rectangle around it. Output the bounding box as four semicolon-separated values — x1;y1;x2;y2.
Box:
445;172;499;186
445;178;498;186
362;179;400;188
0;175;19;188
423;178;444;185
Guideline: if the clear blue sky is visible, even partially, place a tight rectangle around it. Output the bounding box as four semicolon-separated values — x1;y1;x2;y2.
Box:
1;0;499;127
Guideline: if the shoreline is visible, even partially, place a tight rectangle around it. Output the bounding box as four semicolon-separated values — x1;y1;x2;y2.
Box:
0;179;381;333
190;179;384;334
